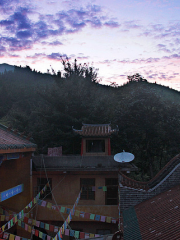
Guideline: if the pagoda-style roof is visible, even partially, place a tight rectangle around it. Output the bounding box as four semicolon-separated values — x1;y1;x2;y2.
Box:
73;123;118;137
0;124;36;153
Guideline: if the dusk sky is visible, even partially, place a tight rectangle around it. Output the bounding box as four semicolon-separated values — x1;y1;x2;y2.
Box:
0;0;180;91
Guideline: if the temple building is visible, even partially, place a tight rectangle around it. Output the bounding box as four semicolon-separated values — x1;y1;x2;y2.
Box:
31;123;137;238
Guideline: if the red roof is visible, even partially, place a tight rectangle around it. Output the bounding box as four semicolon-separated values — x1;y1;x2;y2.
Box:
134;184;180;239
0;124;36;151
73;123;118;137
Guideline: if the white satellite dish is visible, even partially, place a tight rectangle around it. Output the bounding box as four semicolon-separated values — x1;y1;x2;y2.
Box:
114;150;134;163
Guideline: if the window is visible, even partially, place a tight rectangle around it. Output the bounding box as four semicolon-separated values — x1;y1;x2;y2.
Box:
35;178;52;200
105;178;118;205
86;140;105;153
80;178;95;200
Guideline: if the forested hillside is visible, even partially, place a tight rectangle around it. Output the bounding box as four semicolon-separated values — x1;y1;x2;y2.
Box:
0;61;180;181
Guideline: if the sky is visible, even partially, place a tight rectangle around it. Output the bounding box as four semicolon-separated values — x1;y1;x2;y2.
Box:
0;0;180;91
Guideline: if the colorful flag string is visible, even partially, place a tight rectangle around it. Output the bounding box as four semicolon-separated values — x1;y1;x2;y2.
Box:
35;200;117;224
19;217;102;240
0;183;49;233
53;190;82;240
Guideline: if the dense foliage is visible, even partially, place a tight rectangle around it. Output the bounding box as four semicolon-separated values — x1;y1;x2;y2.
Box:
0;61;180;180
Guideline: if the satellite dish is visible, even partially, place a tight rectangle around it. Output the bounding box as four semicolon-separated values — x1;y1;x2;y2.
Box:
114;150;134;163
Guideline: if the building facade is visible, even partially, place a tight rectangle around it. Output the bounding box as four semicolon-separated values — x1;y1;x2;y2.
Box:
32;124;137;237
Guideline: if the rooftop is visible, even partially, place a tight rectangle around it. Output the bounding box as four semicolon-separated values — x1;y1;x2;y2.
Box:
123;184;180;240
0;124;36;152
32;155;137;172
73;123;118;137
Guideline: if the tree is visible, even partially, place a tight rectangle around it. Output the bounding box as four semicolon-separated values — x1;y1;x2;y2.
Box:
59;57;99;83
127;73;147;82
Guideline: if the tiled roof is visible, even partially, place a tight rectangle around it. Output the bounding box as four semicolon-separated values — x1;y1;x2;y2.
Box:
123;184;180;240
73;123;118;137
0;124;36;150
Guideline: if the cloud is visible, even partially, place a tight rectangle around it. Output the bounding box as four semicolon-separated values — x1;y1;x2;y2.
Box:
0;2;121;52
1;37;33;51
123;21;142;30
104;20;120;28
0;20;14;26
17;30;32;38
48;40;63;46
157;44;171;53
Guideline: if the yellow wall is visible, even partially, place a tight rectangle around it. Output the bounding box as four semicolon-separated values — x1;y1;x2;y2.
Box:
33;171;119;221
0;153;32;212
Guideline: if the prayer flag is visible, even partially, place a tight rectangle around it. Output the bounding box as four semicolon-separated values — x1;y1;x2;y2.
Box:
95;215;100;221
80;212;85;218
112;219;116;224
103;186;107;191
25;224;28;231
49;225;54;232
36;221;40;227
74;231;79;238
21;222;25;228
65;229;69;236
90;214;95;220
9;234;14;240
28;226;32;233
85;233;89;239
75;210;80;217
80;232;85;239
60;207;65;213
100;216;106;222
32;219;36;226
28;219;32;225
95;234;100;237
42;233;46;240
3;233;9;239
47;202;52;209
70;230;74;237
84;213;90;219
41;201;47;207
40;222;45;229
106;217;111;223
39;231;43;239
66;208;70;214
45;224;49;230
24;217;28;223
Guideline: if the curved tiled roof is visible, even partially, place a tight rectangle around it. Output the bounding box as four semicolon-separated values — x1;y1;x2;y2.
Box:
119;153;180;191
73;123;118;137
0;124;36;150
